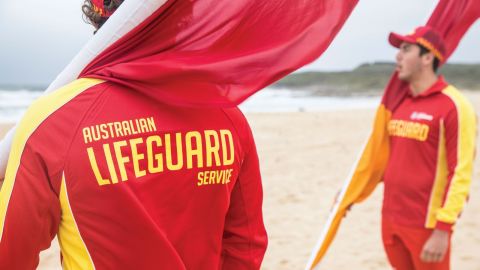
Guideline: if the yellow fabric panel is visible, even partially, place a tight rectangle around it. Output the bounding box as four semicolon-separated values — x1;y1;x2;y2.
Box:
307;104;391;269
58;175;95;270
436;86;476;224
0;78;104;241
425;120;448;228
346;104;391;204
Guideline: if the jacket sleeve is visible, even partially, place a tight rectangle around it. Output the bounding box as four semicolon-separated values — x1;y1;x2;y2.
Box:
0;138;61;269
220;125;267;270
435;95;476;231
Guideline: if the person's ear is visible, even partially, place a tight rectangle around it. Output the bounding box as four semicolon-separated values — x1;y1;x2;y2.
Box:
422;52;434;68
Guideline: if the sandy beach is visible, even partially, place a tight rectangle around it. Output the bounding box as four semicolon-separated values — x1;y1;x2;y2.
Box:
0;92;479;269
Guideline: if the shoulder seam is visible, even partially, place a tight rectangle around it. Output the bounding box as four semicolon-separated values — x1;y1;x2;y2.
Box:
220;108;254;160
60;83;112;180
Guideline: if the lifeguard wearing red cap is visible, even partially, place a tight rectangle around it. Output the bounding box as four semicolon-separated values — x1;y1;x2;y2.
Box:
389;26;446;63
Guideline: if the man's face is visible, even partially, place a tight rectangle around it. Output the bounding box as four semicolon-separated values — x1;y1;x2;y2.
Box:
395;42;422;82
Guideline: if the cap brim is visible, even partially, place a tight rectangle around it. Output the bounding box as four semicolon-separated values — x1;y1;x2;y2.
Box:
388;32;416;48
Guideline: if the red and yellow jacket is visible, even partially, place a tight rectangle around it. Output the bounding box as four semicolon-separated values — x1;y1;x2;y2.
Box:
382;76;476;231
0;78;267;269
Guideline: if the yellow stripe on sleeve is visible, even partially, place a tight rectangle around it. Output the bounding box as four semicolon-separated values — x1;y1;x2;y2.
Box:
437;86;476;224
0;78;105;240
425;120;448;228
58;174;95;270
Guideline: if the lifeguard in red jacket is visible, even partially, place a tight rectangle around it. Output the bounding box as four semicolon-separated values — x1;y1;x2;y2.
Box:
0;1;267;269
382;26;476;270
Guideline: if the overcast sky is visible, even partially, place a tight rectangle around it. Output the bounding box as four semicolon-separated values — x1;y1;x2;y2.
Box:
0;0;479;86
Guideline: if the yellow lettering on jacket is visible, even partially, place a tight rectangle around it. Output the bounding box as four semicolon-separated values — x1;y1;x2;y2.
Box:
82;117;157;143
130;138;146;178
205;130;221;167
114;140;130;181
87;147;110;186
146;136;163;173
388;119;430;141
86;129;236;186
197;169;233;186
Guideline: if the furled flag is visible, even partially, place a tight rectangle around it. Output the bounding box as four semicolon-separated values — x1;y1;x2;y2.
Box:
306;0;480;269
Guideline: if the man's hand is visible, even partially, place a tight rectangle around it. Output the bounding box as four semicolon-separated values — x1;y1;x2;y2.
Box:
420;229;450;263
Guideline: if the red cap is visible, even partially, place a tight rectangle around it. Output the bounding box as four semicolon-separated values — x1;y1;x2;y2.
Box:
91;0;115;17
389;26;446;63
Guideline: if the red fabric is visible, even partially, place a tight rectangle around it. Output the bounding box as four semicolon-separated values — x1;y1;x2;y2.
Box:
91;0;114;17
79;0;358;107
436;221;454;232
91;0;104;7
408;76;448;97
382;78;459;230
382;218;451;270
382;0;480;112
427;0;480;61
0;81;267;269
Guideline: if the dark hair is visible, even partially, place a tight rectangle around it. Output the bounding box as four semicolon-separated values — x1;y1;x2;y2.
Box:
418;44;440;73
82;0;124;30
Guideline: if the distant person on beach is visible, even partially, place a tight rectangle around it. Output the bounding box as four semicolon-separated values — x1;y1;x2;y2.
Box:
379;26;476;270
0;0;267;269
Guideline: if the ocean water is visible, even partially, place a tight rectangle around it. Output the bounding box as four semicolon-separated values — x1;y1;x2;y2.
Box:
0;89;43;123
240;88;380;112
0;88;380;123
